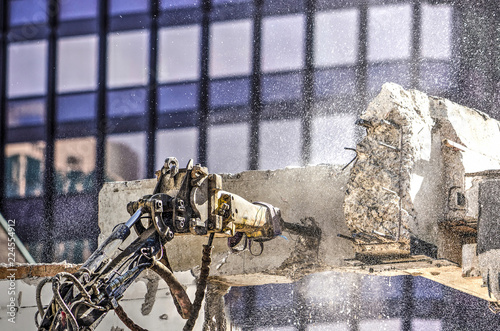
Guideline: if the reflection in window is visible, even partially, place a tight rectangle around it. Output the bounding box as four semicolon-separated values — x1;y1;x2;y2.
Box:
368;4;411;62
311;115;355;165
208;123;249;174
108;88;147;117
254;283;294;308
361;275;403;301
8;98;45;127
210;20;252;78
106;133;146;181
54;239;92;264
110;0;149;15
307;323;348;331
359;319;401;331
420;62;452;93
314;9;359;67
9;0;47;26
161;0;199;10
59;0;97;21
422;4;452;60
304;272;360;304
5;141;45;198
55;137;96;194
262;15;305;73
156;128;198;170
57;35;98;93
259;119;301;170
8;41;48;98
315;68;356;98
413;277;442;299
255;327;296;331
57;93;95;122
368;63;410;94
210;78;250;108
412;319;441;331
158;25;200;83
213;0;250;4
158;83;198;112
262;73;302;103
108;30;149;88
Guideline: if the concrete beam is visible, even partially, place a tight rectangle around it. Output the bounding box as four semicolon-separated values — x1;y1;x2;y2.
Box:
98;165;355;286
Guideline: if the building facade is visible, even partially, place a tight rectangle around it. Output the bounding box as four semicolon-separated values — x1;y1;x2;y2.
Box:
0;0;498;263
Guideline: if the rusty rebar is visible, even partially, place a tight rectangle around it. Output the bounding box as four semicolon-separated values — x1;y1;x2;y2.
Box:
150;258;192;319
114;303;148;331
183;234;214;331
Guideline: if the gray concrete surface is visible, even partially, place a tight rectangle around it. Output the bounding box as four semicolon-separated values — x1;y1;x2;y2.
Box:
99;165;354;286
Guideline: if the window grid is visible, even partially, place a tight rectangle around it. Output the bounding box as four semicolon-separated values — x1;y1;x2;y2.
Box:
0;0;481;263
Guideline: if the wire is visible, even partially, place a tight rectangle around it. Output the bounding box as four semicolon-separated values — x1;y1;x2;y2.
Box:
35;277;52;327
52;277;79;331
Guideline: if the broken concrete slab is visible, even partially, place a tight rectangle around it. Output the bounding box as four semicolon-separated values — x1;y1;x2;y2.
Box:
476;178;500;301
99;165;354;285
344;83;500;263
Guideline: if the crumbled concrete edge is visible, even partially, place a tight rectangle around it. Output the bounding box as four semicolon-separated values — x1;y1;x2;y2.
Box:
0;262;81;280
344;83;433;249
344;82;500;256
478;249;500;301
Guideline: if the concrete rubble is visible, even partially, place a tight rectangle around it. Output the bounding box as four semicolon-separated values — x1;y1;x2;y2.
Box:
344;83;500;263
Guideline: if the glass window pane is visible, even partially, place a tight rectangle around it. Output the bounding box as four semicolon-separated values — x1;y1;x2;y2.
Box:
262;73;302;103
57;35;98;93
213;0;250;4
311;114;355;165
420;61;452;93
367;63;410;94
359;319;401;331
9;0;47;26
110;0;149;15
5;141;45;198
8;98;45;127
8;40;48;98
360;275;403;301
60;0;97;21
413;277;442;299
158;83;198;113
3;199;45;255
106;133;146;180
158;25;200;83
314;68;356;98
368;4;411;62
209;19;252;78
314;9;359;67
108;88;147;117
161;0;199;10
57;93;96;122
210;78;250;108
307;323;349;331
156;128;198;169
262;15;305;73
208;123;249;173
108;30;149;88
422;4;452;60
412;319;441;331
55;137;96;194
259;119;301;170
